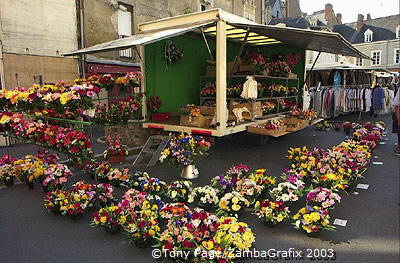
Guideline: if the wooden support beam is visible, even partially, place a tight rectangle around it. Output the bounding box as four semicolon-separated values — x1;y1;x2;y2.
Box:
216;20;227;133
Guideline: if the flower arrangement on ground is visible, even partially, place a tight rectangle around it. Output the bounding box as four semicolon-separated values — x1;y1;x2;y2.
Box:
217;191;250;217
292;206;335;235
210;174;237;196
106;168;131;186
103;136;128;162
159;133;212;168
94;161;112;182
91;203;128;234
124;215;161;247
235;178;263;202
254;199;290;226
269;181;304;203
42;163;72;191
316;121;332;131
44;189;91;219
214;217;255;255
0;155;16;186
188;185;219;208
13;155;45;187
306;187;341;210
160;203;192;225
165;180;192;202
247;169;277;195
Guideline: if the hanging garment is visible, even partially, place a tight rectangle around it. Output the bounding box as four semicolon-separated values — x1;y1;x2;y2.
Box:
372;87;385;111
241;76;258;99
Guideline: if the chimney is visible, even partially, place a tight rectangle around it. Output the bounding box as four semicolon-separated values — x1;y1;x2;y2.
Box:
356;14;364;31
336;13;342;24
367;13;371;20
325;3;333;21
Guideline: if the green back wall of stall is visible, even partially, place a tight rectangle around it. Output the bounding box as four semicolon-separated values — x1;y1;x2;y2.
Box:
144;34;305;113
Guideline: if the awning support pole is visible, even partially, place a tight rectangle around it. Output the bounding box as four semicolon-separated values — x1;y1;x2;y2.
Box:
303;51;321;89
134;47;143;64
216;20;227;135
201;28;214;60
228;28;250;81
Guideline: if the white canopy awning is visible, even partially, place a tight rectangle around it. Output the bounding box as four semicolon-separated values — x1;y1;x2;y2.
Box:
64;9;369;59
63;23;212;56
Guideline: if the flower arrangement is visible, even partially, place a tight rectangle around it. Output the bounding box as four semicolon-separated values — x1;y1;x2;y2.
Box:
342;121;352;130
13;155;45;184
269;181;304;203
214;217;255;253
98;74;115;91
254;199;290;226
44;189;91;219
165;180;193;202
210;174;237;196
200;82;216;97
94;95;142;125
316;121;333;131
42;163;72;191
292;206;335;234
91;203;128;234
106;168;131;186
278;98;295;112
244;51;266;73
179;104;202;118
159;133;212;168
227;84;242;98
306;187;341;210
0;155;16;186
160;203;192;225
235;178;263;202
186;208;220;244
264;59;292;77
301;109;318;121
257;119;284;130
226;163;250;179
287;146;309;164
247;169;277;194
217;191;250;217
146;96;162;113
188;185;219;208
94;161;112;182
103;136;128;160
262;101;277;115
124;216;161;247
84;161;101;179
43;189;70;214
0;113;93;164
136;176;167;196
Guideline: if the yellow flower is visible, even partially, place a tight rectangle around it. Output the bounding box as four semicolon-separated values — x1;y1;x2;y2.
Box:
326;173;337;180
148;229;155;236
100;217;107;224
232;204;241;211
277;214;284;222
0;115;10;124
120;215;126;225
219;199;229;210
232;197;239;204
321;219;329;226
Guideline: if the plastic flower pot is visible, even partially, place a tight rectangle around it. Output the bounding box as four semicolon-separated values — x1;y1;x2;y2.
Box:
108;155;126;164
3;177;14;187
104;225;121;235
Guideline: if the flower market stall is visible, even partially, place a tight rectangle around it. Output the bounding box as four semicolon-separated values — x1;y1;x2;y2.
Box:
64;8;368;138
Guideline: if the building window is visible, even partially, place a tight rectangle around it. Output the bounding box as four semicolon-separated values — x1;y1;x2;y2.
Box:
199;4;206;11
364;29;373;42
335;54;339;62
118;4;133;58
396;25;400;38
394;48;400;64
356;57;363;66
371;50;381;65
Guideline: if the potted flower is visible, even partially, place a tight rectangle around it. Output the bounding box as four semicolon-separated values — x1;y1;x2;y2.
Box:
0;155;16;186
235;178;263;203
210;174;237;197
306;187;341;210
91;203;128;234
147;96;170;122
188;185;219;210
103;136;128;163
42;163;72;192
94;161;112;182
342;121;352;135
124;217;161;248
43;189;70;215
165;180;193;202
106;168;131;187
269;181;305;203
262;101;277;115
159;133;212;179
334;123;341;131
217;191;250;217
254;199;290;227
292;206;335;237
13;155;45;189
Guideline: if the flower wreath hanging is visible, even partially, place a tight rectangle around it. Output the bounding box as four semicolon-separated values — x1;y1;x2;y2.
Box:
165;40;183;65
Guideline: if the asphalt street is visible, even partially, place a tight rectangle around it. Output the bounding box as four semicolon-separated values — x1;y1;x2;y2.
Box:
0;113;399;263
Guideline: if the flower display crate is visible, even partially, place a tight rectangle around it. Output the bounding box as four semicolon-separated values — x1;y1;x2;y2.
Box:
283;118;308;132
247;124;287;137
180;115;213;128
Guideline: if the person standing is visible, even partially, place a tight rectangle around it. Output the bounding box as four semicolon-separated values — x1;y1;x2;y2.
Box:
392;88;400;155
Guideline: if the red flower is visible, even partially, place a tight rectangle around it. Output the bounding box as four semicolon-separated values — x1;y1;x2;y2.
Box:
137;221;146;229
182;240;195;248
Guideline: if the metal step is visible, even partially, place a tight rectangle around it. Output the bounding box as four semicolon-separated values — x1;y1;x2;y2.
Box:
132;135;168;167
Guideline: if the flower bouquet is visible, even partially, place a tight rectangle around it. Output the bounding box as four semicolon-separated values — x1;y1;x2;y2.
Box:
0;155;16;186
315;121;332;131
103;136;128;163
84;161;101;179
94;161;112;182
91;203;128;234
247;169;277;196
292;206;335;236
146;96;162;113
137;176;167;196
200;82;216;97
262;101;277;115
106;168;131;186
306;187;341;210
214;217;255;257
43;189;70;215
254;199;290;227
265;59;291;77
42;163;72;192
160;203;192;225
235;178;263;203
244;51;266;73
124;216;161;248
269;181;304;203
210;174;237;197
98;73;115;91
165;180;193;202
13;155;45;189
226;163;250;179
159;133;211;169
217;191;250;217
342;121;352;135
188;185;219;209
